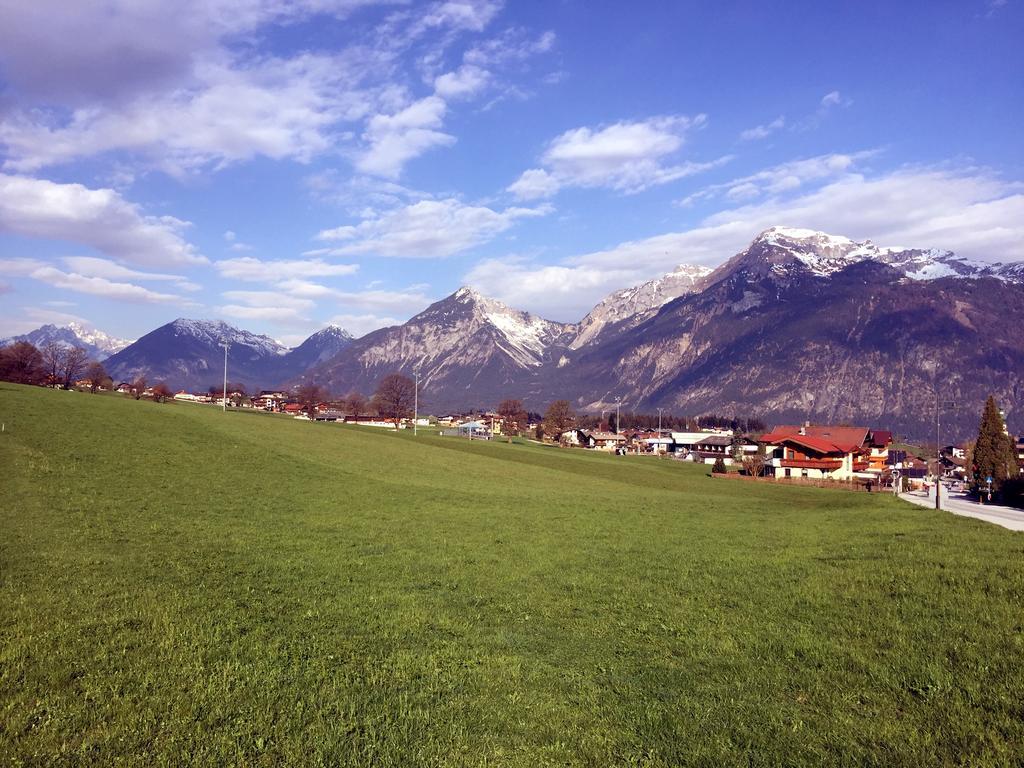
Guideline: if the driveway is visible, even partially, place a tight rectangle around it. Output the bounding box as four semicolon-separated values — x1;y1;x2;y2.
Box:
900;488;1024;532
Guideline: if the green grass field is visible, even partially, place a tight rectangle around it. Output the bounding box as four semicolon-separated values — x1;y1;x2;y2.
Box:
2;384;1023;766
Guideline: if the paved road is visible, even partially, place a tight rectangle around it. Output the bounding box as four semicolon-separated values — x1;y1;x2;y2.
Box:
900;488;1024;532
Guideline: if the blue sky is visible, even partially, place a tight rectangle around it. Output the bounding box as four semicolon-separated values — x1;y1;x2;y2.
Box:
1;0;1021;345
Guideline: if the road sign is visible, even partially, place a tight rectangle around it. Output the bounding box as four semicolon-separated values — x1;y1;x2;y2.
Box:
891;470;901;479
986;476;993;483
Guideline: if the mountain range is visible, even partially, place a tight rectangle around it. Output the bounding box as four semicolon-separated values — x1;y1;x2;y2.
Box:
6;227;1022;438
0;322;131;360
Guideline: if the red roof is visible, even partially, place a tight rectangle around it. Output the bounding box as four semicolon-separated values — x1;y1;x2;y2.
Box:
761;424;870;455
869;430;893;448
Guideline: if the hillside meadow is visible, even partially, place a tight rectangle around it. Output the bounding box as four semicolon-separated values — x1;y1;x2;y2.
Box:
1;383;1022;766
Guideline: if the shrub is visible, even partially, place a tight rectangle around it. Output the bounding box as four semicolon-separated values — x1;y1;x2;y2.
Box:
712;457;727;474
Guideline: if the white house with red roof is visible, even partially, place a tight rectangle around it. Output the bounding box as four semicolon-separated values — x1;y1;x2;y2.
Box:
759;425;888;481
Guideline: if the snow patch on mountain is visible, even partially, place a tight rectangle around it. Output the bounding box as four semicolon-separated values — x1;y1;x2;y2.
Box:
169;318;288;356
721;227;1024;286
1;322;132;359
571;263;713;349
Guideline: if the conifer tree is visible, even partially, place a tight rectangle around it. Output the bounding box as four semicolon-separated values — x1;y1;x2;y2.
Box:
971;395;1017;493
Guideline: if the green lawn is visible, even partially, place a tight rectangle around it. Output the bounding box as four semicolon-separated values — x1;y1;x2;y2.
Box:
1;383;1022;766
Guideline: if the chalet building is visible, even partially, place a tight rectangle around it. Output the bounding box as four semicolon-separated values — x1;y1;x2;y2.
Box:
760;425;892;481
692;435;759;465
1017;436;1024;473
558;428;595;447
694;434;733;463
670;430;734;460
253;391;289;410
589;431;627;451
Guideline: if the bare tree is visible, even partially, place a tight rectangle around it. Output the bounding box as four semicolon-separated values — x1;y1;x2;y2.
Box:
131;376;147;400
151;382;173;402
296;382;326;418
543;399;575;439
343;390;368;418
742;453;766;478
84;361;112;393
60;346;89;389
0;342;44;385
39;341;64;387
497;398;528;443
373;373;416;428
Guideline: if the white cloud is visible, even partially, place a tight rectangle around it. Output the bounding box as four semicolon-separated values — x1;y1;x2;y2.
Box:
739;116;785;141
507;115;725;199
0;174;203;267
356;95;456;178
327;312;401;336
434;65;491;99
61;256;193;286
1;53;385;175
219;305;311;324
0;306;91;338
465;256;640;321
464;28;556;67
222;290;315;310
214;256;359;281
468;162;1024;320
506;168;561;199
820;90;852;109
29;266;188;304
218;287;317;325
680;151;877;206
314;198;550;258
0;257;45;277
2;254;195;305
0;1;556;181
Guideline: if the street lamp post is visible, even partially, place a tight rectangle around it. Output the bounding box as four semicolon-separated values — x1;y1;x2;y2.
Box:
934;393;956;511
413;372;418;437
221;341;228;413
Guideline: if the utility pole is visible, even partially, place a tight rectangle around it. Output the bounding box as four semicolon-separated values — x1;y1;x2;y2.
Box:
933;393;956;510
657;407;664;455
615;401;620;435
221;341;228;413
413;372;418;436
935;391;941;511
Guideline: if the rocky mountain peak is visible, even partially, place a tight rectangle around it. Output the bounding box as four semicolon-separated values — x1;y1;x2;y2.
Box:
570;262;713;349
0;321;131;360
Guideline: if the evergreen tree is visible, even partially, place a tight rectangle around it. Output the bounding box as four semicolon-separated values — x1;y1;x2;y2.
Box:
971;395;1017;493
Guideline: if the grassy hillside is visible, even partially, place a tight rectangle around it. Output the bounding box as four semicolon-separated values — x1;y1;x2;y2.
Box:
1;383;1022;766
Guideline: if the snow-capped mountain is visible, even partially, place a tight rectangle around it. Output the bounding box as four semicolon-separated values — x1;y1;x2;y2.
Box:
1;322;132;360
279;325;354;371
305;287;575;408
705;226;1024;287
162;319;289;357
571;264;713;349
104;319;290;391
559;226;1024;437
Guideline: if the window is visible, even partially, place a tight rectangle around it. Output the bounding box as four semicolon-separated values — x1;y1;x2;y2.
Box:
784;468;792;478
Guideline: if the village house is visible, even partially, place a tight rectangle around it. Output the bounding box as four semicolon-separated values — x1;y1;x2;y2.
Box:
759;425;891;481
588;431;627;451
669;430;734;460
558;428;595;447
253;391;289;411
